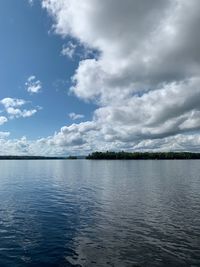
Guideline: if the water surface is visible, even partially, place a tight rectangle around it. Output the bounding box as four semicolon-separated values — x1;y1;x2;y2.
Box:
0;160;200;266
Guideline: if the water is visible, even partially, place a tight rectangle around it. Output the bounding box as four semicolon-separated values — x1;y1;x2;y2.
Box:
0;160;200;267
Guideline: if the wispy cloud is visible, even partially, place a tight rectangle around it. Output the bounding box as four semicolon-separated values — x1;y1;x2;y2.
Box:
0;132;10;139
28;0;34;6
25;76;42;94
61;41;77;59
69;112;85;120
0;116;8;125
6;107;37;119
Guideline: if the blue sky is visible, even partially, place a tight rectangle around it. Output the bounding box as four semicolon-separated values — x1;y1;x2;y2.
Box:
0;0;200;155
0;0;95;140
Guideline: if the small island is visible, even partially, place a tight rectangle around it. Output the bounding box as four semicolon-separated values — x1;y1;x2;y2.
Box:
86;151;200;160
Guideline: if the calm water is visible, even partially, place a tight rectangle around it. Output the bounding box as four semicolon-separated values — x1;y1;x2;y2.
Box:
0;160;200;267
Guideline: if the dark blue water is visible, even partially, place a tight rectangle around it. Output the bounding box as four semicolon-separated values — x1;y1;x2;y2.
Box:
0;160;200;267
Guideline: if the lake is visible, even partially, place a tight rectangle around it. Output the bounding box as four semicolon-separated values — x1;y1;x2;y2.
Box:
0;160;200;267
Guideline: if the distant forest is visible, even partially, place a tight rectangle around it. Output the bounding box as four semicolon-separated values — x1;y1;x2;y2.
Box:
86;151;200;160
1;152;200;160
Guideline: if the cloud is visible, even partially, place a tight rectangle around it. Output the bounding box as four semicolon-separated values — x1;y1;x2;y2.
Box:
94;77;200;141
0;0;193;155
1;98;26;108
61;41;77;58
134;134;200;152
0;97;38;119
39;0;200;153
0;116;8;126
6;107;37;119
0;132;10;139
51;121;98;147
69;112;85;120
28;0;34;6
25;76;42;94
1;131;200;156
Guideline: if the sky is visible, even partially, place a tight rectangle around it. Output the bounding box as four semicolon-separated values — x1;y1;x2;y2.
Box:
0;0;200;155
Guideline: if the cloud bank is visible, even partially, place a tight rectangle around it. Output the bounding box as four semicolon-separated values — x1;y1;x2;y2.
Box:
38;0;200;153
1;0;200;155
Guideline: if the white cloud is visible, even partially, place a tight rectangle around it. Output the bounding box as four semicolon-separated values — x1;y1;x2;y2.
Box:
1;131;200;156
0;97;38;119
0;116;8;126
69;112;85;120
39;0;200;153
1;0;197;155
0;132;10;139
1;126;200;156
1;98;26;108
61;41;77;59
25;76;42;94
94;77;200;141
28;76;35;82
6;107;37;119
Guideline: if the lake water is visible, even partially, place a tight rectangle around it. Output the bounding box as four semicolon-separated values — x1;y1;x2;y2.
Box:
0;160;200;267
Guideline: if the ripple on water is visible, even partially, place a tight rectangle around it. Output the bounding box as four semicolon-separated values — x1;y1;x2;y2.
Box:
0;160;200;267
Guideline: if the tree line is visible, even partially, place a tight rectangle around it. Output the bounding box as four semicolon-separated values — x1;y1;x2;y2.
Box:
86;151;200;160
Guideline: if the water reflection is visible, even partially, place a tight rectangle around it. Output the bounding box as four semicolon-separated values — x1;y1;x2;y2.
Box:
0;160;200;266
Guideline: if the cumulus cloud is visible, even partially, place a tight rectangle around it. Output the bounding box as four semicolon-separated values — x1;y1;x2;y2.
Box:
1;98;26;108
39;0;200;153
51;121;98;147
43;0;200;99
0;97;38;119
25;76;42;94
1;0;196;155
65;0;200;103
69;112;85;120
2;132;200;156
